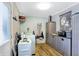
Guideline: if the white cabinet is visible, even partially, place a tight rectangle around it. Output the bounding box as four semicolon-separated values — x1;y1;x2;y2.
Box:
56;37;71;56
47;35;53;46
47;36;71;56
63;38;71;56
50;36;56;49
53;37;57;50
56;37;64;55
47;35;57;49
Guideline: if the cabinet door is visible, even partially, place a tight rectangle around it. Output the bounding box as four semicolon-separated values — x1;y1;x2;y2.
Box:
63;38;70;56
47;35;56;49
46;36;50;44
50;36;57;49
47;35;53;45
53;37;57;50
60;38;65;55
49;36;54;48
54;37;58;50
56;37;60;51
56;37;64;55
56;37;61;52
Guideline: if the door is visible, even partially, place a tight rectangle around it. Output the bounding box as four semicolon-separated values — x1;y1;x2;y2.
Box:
72;13;79;56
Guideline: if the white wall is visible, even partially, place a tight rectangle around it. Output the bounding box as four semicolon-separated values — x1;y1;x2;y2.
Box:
20;16;47;43
10;2;20;55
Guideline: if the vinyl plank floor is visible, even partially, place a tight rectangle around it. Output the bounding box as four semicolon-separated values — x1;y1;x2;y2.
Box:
35;43;62;56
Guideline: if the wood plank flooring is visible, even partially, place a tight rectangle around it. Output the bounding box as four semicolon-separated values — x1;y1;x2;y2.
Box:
35;43;62;56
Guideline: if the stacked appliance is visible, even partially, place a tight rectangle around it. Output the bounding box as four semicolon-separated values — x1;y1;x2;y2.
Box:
46;16;56;44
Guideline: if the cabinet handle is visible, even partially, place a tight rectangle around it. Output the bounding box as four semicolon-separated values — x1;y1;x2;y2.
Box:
61;38;64;41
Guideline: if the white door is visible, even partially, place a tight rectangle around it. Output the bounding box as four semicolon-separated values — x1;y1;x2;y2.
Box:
72;13;79;56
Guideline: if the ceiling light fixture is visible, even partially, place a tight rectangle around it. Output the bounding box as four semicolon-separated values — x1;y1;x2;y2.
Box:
37;3;51;10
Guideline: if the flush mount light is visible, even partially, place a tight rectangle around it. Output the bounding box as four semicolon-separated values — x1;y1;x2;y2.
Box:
37;3;51;10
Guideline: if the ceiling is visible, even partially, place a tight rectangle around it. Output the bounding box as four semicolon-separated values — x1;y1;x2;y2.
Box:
16;2;78;18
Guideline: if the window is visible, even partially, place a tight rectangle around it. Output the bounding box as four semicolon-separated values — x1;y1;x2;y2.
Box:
0;3;11;46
